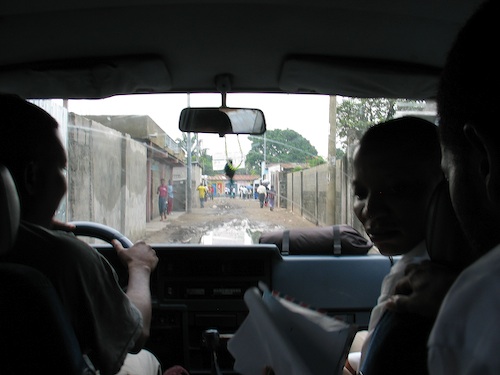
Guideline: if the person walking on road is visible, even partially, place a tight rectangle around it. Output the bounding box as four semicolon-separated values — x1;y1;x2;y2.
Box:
197;182;207;208
267;186;276;211
257;183;267;208
157;178;168;221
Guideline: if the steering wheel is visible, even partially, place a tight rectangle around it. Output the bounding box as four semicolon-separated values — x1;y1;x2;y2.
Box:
69;221;134;248
70;221;134;288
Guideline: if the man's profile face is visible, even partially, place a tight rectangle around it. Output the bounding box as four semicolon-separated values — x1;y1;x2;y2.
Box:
352;145;441;256
29;130;68;227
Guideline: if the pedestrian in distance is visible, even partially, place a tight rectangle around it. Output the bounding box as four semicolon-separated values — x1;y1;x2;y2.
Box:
167;179;174;215
257;183;267;208
197;182;207;208
157;178;168;221
267;185;276;211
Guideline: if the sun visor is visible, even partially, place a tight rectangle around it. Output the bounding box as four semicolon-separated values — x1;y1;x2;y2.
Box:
0;56;172;99
279;56;441;99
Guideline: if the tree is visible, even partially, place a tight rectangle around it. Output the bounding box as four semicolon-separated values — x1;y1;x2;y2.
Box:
176;133;198;154
336;98;397;151
176;133;213;175
198;149;214;175
246;129;319;172
336;148;345;160
335;98;427;151
307;155;326;168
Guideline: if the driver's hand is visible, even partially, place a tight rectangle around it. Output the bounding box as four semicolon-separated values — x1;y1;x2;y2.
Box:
112;240;159;273
385;260;458;320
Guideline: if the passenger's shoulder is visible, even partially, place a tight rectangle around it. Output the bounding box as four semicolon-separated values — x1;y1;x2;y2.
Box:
442;247;500;313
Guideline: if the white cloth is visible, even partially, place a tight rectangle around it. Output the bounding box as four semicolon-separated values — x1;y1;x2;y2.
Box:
349;241;429;373
428;243;500;375
115;350;162;375
369;241;430;332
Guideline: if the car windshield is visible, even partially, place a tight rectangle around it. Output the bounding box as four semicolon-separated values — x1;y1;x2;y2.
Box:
31;93;435;247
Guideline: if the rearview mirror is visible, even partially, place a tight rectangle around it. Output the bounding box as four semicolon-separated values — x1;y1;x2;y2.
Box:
179;107;266;136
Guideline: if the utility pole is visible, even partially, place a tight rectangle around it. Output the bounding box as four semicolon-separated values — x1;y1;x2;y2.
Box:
186;94;192;213
262;133;267;180
187;133;192;213
326;96;337;225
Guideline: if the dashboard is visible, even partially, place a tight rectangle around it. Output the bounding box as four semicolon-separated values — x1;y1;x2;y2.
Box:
97;244;392;374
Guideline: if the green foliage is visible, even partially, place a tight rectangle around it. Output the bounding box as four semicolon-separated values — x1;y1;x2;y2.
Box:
246;166;260;175
246;129;318;172
176;134;214;175
307;155;326;167
336;148;345;160
335;98;427;151
198;152;213;175
175;133;198;153
336;98;397;151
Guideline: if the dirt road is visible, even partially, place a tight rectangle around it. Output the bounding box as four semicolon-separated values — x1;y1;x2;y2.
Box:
143;196;317;244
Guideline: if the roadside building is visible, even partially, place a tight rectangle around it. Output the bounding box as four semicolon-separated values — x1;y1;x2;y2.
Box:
83;115;185;220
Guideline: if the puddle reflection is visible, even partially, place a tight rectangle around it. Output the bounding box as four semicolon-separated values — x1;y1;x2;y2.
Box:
200;219;281;245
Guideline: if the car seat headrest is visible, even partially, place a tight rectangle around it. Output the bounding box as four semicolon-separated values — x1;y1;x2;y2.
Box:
0;165;20;255
426;179;475;271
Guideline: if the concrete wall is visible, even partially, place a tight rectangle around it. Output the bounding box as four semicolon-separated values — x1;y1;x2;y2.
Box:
124;138;148;239
286;164;328;226
67;113;147;242
174;165;203;209
291;172;302;215
285;154;364;234
85;115;183;158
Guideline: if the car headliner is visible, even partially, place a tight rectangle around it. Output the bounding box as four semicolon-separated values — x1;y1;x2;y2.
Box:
0;0;485;100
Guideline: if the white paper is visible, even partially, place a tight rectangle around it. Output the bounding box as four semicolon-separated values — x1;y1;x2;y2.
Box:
227;283;357;375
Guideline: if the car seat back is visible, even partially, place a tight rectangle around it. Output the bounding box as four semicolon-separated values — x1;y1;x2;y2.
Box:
0;164;95;374
0;164;20;254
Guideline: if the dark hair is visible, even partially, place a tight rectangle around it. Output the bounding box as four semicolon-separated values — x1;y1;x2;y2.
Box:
437;0;499;156
0;93;59;179
358;116;441;166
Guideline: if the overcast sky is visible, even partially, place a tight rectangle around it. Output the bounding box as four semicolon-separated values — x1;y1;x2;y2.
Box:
68;93;333;164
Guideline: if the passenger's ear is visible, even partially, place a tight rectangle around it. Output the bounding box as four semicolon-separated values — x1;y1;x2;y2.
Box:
463;123;500;205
